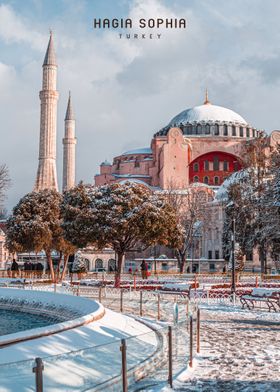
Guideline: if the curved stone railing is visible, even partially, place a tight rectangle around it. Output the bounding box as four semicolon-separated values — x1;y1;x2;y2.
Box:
0;288;105;347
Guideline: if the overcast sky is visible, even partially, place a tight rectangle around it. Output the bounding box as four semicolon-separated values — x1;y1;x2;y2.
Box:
1;0;280;210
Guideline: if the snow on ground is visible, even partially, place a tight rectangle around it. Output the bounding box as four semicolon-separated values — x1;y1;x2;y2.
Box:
144;305;280;392
0;308;158;391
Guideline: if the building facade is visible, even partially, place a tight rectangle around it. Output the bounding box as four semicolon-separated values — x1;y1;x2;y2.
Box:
95;93;280;271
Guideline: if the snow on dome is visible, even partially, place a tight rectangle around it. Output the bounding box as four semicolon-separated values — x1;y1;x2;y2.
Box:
122;147;152;155
169;103;248;126
101;160;111;166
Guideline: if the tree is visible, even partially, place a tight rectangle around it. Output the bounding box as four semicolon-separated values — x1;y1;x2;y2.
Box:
71;251;87;274
62;182;182;286
167;185;212;273
222;136;280;273
6;189;76;282
0;164;10;209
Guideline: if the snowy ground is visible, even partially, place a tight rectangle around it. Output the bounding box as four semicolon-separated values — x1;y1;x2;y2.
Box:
142;305;280;392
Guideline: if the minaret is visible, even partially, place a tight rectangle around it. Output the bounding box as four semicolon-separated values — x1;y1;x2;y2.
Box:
34;31;59;191
62;92;76;191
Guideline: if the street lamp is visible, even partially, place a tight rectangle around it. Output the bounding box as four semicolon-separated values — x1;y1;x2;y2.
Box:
231;217;236;293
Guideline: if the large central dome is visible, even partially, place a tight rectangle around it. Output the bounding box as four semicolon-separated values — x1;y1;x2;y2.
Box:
169;103;247;126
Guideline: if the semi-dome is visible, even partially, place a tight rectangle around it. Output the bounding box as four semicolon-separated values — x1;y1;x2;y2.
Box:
169;103;247;126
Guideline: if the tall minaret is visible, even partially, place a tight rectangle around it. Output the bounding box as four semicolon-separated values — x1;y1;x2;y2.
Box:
62;92;76;191
34;32;59;191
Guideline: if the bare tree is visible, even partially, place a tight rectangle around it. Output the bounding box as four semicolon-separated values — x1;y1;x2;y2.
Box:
167;185;213;273
0;164;10;208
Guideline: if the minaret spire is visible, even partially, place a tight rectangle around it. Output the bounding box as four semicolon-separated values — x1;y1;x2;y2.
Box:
34;32;59;191
63;91;77;191
204;88;211;105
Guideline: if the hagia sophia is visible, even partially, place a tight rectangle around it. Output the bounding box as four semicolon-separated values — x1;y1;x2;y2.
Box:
2;32;280;272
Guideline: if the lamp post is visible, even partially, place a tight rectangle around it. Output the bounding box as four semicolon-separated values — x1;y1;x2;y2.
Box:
231;217;236;293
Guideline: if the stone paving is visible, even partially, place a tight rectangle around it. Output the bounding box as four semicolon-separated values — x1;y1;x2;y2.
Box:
175;306;280;392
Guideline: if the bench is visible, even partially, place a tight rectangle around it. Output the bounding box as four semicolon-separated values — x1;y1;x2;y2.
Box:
240;288;280;312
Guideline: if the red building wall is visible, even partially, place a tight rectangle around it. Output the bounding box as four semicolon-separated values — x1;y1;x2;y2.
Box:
189;151;242;186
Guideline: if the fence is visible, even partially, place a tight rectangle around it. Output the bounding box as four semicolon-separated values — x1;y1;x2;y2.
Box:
0;307;201;392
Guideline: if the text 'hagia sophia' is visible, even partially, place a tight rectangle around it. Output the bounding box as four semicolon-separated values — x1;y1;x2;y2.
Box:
7;32;279;273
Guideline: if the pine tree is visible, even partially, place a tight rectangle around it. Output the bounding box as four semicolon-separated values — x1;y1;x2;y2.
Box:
71;251;87;273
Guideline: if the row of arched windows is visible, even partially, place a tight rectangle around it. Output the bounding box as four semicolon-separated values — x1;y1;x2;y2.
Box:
193;176;220;185
193;160;234;172
181;123;256;138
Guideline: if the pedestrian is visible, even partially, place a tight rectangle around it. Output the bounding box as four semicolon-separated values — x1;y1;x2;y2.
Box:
11;258;19;278
140;260;147;279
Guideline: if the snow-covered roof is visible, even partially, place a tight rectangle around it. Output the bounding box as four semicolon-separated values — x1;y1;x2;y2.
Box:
122;147;152;155
169;103;248;126
215;169;249;201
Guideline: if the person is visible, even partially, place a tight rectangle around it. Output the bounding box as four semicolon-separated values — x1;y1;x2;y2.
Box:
11;258;19;278
140;260;147;279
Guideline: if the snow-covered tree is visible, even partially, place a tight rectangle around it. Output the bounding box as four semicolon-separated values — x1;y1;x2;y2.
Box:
71;251;87;273
62;182;182;286
6;190;76;282
0;164;10;209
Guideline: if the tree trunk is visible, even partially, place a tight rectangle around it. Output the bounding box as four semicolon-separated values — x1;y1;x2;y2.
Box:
115;252;125;288
179;253;186;273
46;251;55;282
259;245;265;274
60;254;69;282
55;251;63;283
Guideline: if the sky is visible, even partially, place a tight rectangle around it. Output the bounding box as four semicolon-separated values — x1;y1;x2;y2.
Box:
1;0;280;211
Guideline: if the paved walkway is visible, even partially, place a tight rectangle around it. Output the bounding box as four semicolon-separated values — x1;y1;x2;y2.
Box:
175;306;280;392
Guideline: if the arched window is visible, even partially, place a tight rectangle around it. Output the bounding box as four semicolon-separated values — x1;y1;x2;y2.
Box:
197;124;202;134
95;259;103;270
204;160;209;171
134;158;140;168
186;125;192;135
108;259;116;272
204;176;209;185
246;128;250;138
240;127;244;137
223;161;229;171
232;126;236;136
214;176;219;185
193;176;199;183
193;163;199;172
205;124;210;134
223;125;228;136
213;124;219;135
213;156;219;171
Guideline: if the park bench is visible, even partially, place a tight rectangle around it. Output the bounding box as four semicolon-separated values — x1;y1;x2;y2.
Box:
240;288;280;312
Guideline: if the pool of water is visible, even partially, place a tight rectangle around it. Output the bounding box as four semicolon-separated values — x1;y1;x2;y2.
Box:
0;309;58;336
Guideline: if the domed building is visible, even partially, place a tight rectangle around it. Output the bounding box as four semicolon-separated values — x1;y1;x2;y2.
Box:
95;92;280;273
95;92;267;190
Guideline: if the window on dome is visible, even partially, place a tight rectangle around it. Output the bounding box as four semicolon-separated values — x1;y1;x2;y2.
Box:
253;129;256;137
246;128;250;138
214;125;219;135
223;161;229;171
203;176;209;185
232;126;236;136
240;127;244;137
193;176;199;183
205;124;210;134
204;160;209;171
197;124;202;134
135;159;140;168
223;125;228;136
193;163;199;172
185;125;192;135
213;156;219;171
214;176;219;185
